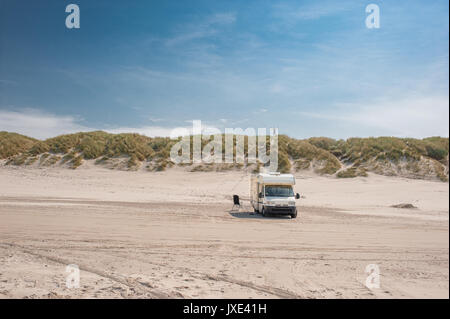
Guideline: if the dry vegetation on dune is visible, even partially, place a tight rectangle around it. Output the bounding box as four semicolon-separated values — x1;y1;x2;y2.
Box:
0;131;448;181
0;132;37;159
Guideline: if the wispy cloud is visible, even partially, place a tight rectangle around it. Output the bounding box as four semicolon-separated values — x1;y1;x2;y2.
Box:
298;95;449;138
148;117;165;123
273;1;351;22
105;126;185;138
0;108;191;139
0;108;92;139
106;121;227;138
165;12;236;46
0;109;240;139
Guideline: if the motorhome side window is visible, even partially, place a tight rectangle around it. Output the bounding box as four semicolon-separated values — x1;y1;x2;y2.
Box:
265;185;295;197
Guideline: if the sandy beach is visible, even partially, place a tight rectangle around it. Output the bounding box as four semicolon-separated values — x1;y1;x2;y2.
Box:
0;165;448;298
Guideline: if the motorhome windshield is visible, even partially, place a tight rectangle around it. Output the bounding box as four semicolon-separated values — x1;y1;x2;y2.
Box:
265;185;294;197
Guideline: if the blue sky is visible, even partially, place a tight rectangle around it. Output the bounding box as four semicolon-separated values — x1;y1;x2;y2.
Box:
0;0;448;139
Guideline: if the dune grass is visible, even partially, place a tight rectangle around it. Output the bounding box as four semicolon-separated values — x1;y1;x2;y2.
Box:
0;131;447;181
0;132;37;159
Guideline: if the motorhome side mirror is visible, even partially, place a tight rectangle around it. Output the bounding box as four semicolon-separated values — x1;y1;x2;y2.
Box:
295;193;300;199
258;192;263;198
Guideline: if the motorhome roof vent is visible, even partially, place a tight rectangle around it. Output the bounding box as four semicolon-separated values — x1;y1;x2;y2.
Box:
269;172;281;175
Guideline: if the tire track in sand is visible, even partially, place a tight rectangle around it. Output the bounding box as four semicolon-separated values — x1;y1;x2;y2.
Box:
0;242;174;299
96;250;304;299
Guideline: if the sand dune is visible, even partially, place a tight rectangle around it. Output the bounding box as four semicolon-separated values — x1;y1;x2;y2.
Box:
0;166;448;298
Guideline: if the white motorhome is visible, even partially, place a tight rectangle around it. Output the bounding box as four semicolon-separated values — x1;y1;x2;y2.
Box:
250;172;300;218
